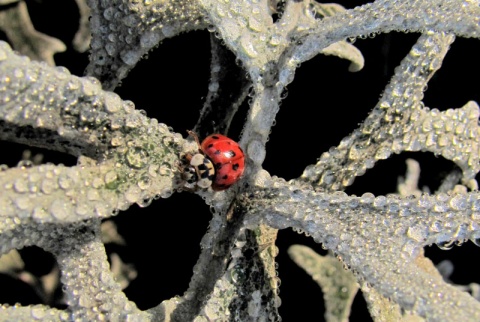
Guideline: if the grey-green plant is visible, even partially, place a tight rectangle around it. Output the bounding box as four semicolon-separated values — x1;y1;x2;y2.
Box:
0;0;480;320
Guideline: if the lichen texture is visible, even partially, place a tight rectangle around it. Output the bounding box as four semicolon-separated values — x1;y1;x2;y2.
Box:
0;0;480;321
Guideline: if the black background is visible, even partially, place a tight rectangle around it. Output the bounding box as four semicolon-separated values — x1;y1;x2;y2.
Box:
1;0;480;320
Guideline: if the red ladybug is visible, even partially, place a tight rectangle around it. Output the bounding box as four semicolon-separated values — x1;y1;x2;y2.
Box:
184;131;245;191
201;134;245;190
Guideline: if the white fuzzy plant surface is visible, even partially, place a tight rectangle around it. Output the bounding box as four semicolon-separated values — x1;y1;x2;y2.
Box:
0;0;480;321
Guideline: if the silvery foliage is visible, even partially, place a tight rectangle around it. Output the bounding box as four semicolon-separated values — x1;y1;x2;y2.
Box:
0;0;480;321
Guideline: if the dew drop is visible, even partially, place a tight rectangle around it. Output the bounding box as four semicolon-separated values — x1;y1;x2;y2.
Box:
13;178;28;193
125;186;141;203
58;175;74;190
41;179;55;194
373;196;387;208
159;187;173;199
137;197;153;208
240;35;258;58
76;203;89;216
31;306;47;319
104;171;119;189
137;176;151;190
125;146;149;169
32;206;48;220
50;199;71;220
159;163;172;176
120;50;141;66
17;160;33;169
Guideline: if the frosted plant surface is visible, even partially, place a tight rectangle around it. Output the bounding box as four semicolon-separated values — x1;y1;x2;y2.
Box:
0;0;480;321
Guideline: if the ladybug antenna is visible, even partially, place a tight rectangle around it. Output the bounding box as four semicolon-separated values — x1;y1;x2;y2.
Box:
187;130;201;147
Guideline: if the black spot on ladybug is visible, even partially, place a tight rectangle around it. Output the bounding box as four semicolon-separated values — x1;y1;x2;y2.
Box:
216;163;222;169
227;141;231;145
229;150;236;157
214;150;221;155
222;175;228;180
212;136;219;139
208;144;214;148
232;163;239;171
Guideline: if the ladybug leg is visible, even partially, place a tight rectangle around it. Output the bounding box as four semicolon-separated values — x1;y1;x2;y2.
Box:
187;130;202;149
184;153;193;162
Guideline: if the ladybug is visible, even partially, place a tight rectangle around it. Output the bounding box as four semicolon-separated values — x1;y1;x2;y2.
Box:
183;131;245;191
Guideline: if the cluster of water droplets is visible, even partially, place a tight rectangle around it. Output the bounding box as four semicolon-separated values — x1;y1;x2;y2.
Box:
50;223;147;321
297;32;467;191
0;220;152;320
201;0;269;86
86;0;207;89
246;177;480;263
293;0;480;65
0;41;184;236
243;175;480;318
0;40;193;320
414;102;480;179
0;42;125;157
196;227;282;322
203;0;335;82
0;304;67;321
